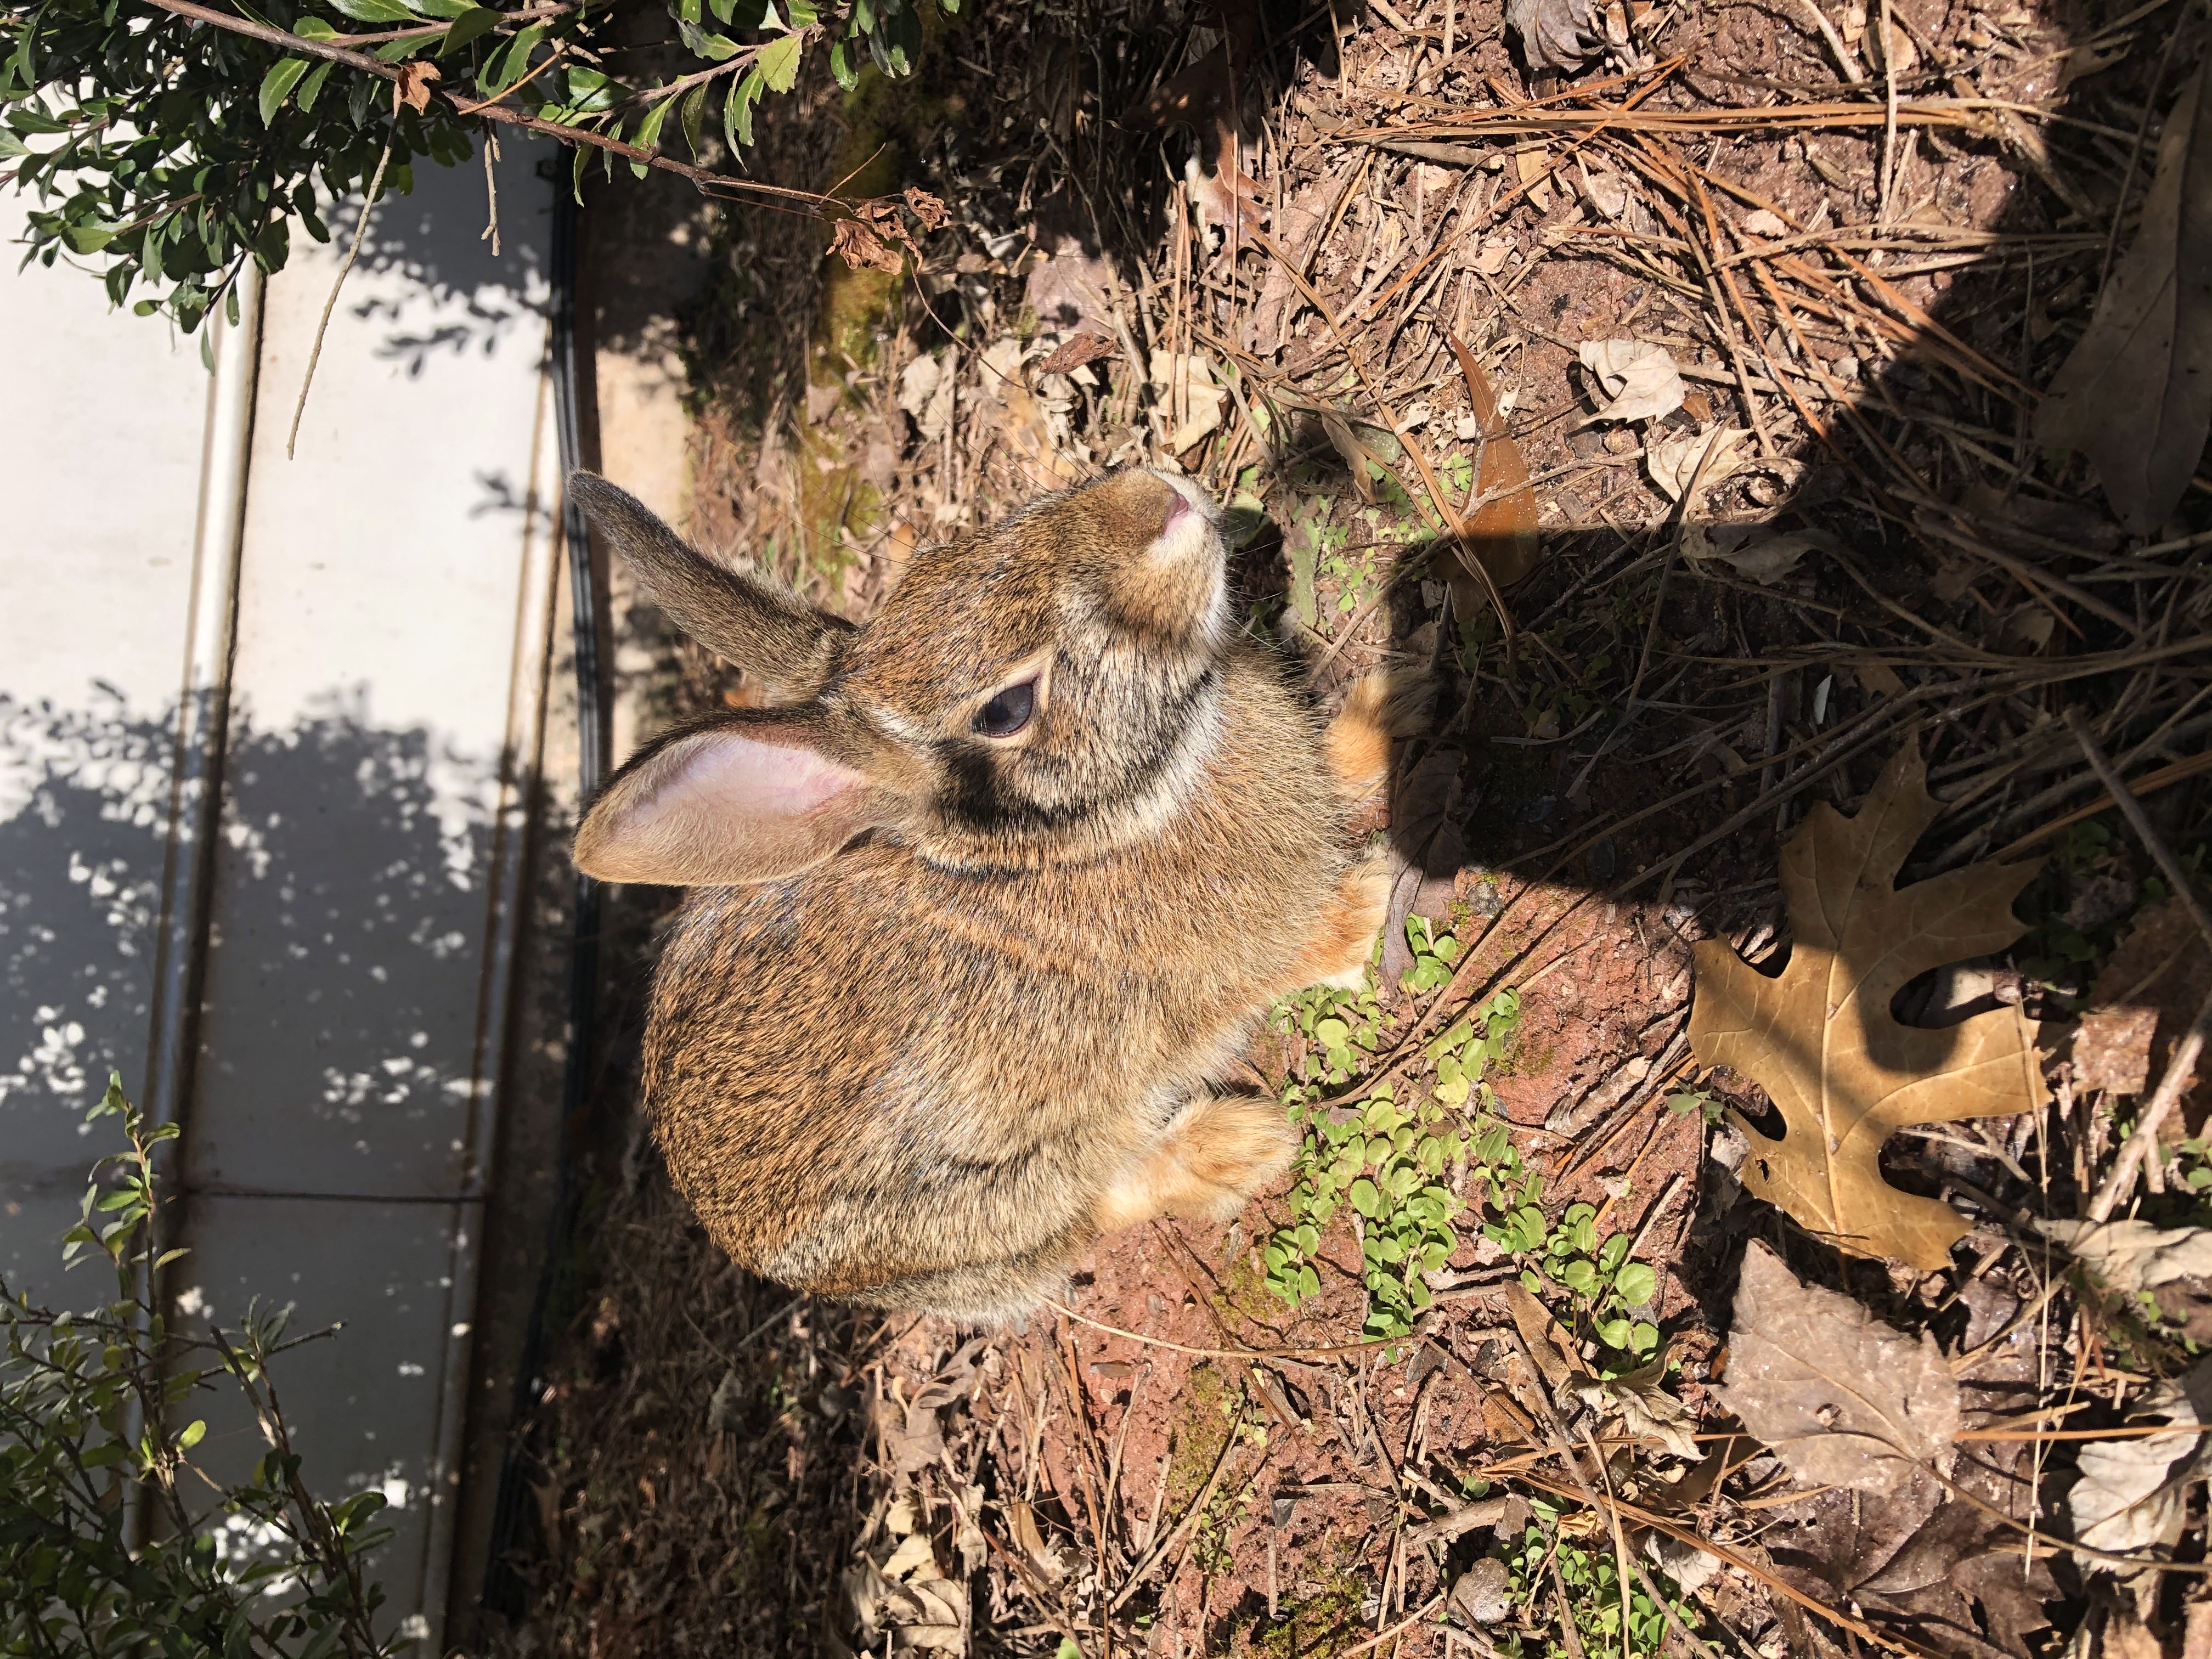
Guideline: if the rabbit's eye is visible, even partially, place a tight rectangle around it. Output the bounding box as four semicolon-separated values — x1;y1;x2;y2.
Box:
973;680;1036;738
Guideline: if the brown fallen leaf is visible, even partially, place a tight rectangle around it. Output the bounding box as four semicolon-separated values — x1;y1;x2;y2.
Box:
1725;1244;2055;1659
1003;1496;1069;1583
879;1337;989;1474
980;338;1086;488
1446;332;1542;599
2034;65;2212;535
1503;1280;1585;1394
1646;426;1753;502
836;1547;969;1655
1578;339;1685;425
1315;409;1400;504
2036;1217;2212;1343
2062;1355;2212;1557
1688;741;2049;1269
1717;1241;1960;1493
1508;0;1604;75
2081;894;2212;1120
1564;1350;1700;1460
1769;1453;2057;1659
1037;332;1118;376
831;213;907;275
2075;1004;2160;1094
1682;524;1840;586
1250;159;1358;354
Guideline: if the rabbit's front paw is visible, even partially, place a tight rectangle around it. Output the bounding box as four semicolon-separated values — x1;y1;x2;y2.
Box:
1287;855;1393;992
1324;669;1436;804
1095;1096;1298;1232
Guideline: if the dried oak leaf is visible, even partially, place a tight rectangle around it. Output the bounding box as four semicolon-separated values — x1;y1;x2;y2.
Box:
1688;741;2049;1268
2034;65;2212;534
1717;1240;1960;1494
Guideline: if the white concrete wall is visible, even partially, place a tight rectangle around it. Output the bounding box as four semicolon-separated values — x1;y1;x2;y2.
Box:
1;134;564;1651
0;194;216;1304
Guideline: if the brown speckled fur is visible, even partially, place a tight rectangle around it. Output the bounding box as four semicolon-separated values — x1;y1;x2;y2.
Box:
568;467;1414;1321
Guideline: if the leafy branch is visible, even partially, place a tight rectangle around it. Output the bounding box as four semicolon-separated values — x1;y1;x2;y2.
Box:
1;1076;401;1655
2;0;949;328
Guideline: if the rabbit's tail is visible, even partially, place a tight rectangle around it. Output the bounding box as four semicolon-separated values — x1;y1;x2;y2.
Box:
1324;669;1434;804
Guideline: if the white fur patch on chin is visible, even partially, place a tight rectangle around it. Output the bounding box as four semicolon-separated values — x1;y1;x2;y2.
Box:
1139;473;1229;650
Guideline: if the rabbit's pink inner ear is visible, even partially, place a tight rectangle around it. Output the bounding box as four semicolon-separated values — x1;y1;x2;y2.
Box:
574;726;881;887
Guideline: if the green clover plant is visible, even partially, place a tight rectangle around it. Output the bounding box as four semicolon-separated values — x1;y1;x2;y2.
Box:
1263;984;1522;1341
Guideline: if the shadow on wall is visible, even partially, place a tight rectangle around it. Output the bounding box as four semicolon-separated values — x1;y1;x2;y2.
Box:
0;695;503;1289
308;134;555;378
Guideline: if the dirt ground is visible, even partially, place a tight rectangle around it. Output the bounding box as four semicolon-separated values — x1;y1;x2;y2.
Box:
488;0;2212;1654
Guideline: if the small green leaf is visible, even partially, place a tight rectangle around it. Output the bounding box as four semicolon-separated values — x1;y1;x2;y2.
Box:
326;0;416;20
177;1418;207;1450
726;65;764;146
1349;1178;1380;1218
677;82;708;156
438;5;501;54
634;93;673;154
678;16;741;58
481;21;544;97
296;58;335;110
757;29;803;92
1613;1262;1657;1307
258;57;311;125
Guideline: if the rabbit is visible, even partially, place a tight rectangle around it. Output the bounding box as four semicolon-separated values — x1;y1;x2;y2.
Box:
568;465;1424;1322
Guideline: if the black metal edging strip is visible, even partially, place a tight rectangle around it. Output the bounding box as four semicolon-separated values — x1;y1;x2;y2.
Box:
480;165;605;1619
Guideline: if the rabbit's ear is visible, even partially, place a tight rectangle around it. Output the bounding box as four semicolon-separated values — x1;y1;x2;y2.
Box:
575;719;898;886
569;471;850;698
